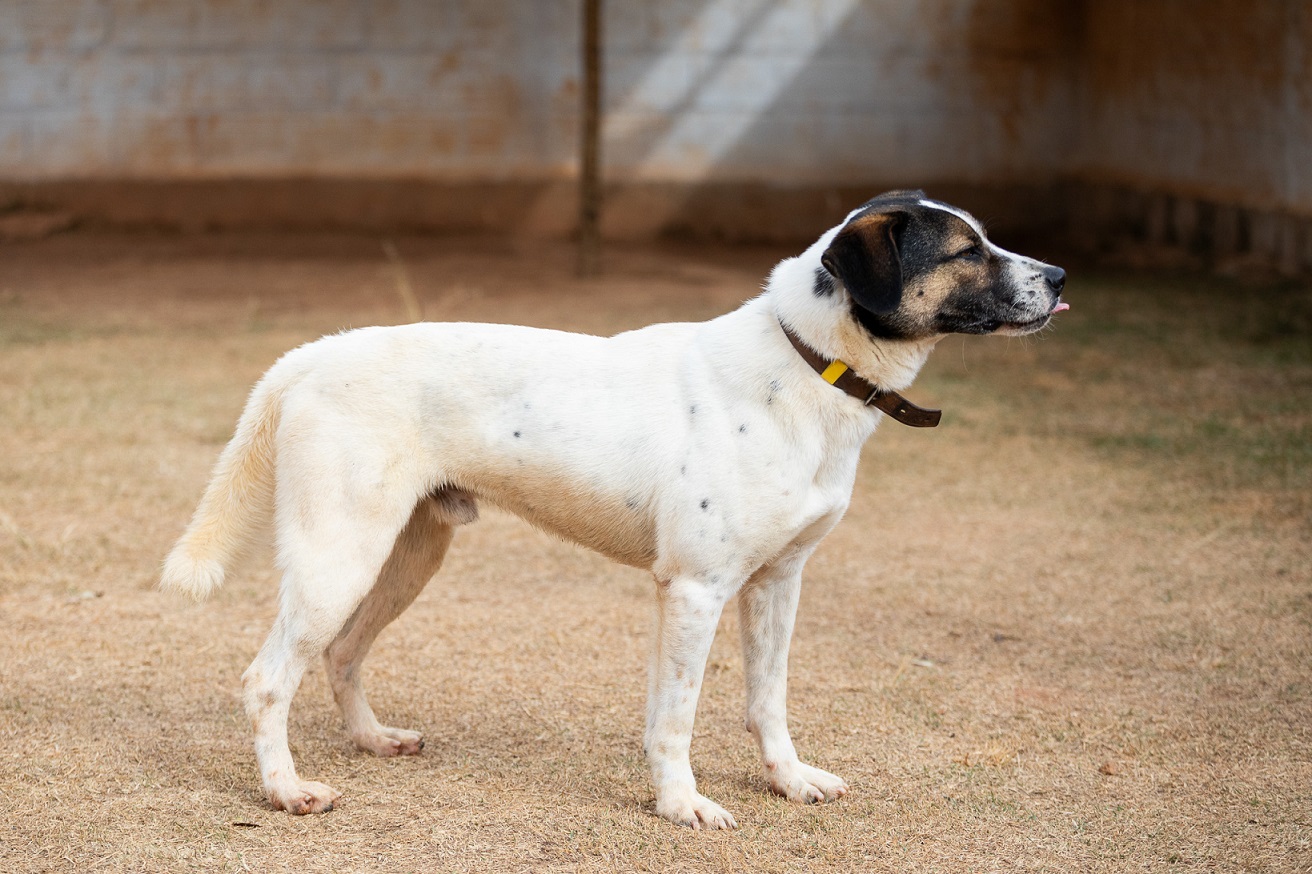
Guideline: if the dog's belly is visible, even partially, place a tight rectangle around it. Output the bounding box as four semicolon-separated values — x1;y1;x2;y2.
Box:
474;474;659;569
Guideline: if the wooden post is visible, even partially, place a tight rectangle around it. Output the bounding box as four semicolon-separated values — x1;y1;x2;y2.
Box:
578;0;602;276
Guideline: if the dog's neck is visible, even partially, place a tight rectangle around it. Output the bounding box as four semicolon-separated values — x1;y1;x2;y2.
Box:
768;232;940;395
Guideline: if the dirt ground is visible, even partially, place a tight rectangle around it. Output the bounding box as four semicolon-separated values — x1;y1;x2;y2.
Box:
0;231;1308;873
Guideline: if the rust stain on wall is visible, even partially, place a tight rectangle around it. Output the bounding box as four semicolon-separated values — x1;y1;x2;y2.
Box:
963;0;1085;143
1077;0;1309;211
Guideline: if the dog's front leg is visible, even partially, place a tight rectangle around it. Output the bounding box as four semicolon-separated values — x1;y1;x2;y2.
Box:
739;558;848;804
645;576;737;830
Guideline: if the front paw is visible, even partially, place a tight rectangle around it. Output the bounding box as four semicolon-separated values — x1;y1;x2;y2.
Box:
656;785;738;830
353;725;425;757
269;780;342;815
766;760;848;804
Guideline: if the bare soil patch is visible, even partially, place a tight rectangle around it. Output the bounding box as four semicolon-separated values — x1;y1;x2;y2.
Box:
1;232;1309;872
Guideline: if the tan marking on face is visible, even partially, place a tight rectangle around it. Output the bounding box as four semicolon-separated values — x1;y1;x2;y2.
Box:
944;228;976;254
898;241;990;328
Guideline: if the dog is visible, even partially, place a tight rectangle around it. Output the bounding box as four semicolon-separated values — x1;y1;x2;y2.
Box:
162;190;1066;829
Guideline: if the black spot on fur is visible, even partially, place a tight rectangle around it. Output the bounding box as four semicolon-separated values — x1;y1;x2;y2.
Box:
813;267;835;297
513;431;521;438
689;405;697;415
738;424;747;433
700;499;709;510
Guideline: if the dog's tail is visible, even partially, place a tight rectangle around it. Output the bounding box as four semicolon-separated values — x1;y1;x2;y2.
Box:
160;372;287;601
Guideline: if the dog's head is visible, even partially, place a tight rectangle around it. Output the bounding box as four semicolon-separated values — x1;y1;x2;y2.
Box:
818;190;1067;340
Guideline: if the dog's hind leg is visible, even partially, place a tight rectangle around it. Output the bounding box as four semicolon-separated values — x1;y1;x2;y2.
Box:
242;483;457;814
325;490;476;757
242;610;341;814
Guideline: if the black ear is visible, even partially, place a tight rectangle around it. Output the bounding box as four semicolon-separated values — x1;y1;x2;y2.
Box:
819;211;908;315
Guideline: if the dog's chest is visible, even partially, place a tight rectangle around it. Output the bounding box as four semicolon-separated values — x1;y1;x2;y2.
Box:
648;405;861;582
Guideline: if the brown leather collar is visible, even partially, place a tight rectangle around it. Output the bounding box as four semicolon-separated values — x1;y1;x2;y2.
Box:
779;321;942;428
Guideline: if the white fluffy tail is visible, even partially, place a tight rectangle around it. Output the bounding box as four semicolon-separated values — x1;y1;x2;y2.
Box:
161;376;285;601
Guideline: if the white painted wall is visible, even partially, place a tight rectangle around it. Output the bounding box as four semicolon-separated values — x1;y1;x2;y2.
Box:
0;0;1074;186
0;0;1307;242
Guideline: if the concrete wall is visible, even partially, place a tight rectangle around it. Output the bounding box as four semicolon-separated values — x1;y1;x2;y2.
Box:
0;1;1072;180
1072;0;1312;270
0;1;579;179
1077;0;1311;215
0;0;1075;238
0;0;1308;262
601;0;1076;238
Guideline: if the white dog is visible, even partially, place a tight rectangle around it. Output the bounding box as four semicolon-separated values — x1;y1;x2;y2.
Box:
162;191;1067;829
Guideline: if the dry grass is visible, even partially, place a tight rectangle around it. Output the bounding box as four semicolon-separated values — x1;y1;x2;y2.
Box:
0;232;1308;873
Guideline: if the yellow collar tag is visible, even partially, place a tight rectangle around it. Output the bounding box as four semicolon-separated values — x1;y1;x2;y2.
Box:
820;360;849;384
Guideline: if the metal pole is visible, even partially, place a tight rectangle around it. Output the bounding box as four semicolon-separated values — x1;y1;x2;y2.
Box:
578;0;602;276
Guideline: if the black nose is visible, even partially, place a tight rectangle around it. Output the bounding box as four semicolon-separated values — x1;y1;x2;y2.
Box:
1044;266;1066;293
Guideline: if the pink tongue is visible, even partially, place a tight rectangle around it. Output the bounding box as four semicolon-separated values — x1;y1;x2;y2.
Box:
1052;301;1070;313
